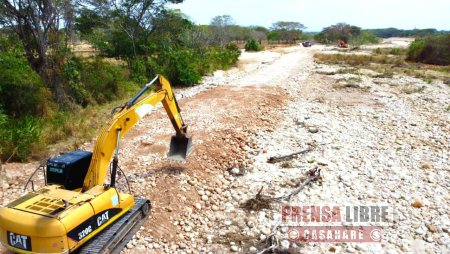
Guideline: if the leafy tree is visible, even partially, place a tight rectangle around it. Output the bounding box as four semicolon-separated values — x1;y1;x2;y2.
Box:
210;15;235;45
75;8;108;36
181;25;214;48
149;9;194;49
270;21;305;43
249;26;268;42
315;23;381;46
315;23;361;44
78;0;185;61
271;21;306;31
366;28;447;38
210;15;235;28
267;31;281;41
0;0;75;79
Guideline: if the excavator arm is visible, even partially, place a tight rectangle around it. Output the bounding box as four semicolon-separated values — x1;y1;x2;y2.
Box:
82;75;191;191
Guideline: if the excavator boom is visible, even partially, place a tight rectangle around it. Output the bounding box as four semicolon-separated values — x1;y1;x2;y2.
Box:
82;75;192;191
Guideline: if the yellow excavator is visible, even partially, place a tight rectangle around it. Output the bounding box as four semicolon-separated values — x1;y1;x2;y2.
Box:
0;75;192;253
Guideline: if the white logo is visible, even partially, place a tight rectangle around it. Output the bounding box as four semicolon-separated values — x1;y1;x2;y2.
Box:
9;232;28;250
97;211;110;227
288;228;300;240
370;228;382;242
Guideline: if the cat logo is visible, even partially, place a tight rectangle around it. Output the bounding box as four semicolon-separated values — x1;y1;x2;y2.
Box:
97;210;110;227
7;231;31;251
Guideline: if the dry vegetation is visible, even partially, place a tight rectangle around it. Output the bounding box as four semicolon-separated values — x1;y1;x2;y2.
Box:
314;49;450;85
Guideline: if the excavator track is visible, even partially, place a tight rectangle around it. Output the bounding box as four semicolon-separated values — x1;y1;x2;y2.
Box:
77;198;151;254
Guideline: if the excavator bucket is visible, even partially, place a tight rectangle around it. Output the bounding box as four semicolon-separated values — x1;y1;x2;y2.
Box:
168;135;192;162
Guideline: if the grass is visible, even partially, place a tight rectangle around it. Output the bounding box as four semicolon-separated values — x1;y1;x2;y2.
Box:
0;91;138;161
314;53;404;66
401;85;425;94
314;52;450;84
373;69;395;78
333;76;364;89
42;100;126;154
373;47;407;56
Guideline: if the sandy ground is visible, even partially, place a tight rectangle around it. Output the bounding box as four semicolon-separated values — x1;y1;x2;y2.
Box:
1;40;449;253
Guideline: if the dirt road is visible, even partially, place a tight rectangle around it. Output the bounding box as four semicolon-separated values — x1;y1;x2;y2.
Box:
1;41;449;253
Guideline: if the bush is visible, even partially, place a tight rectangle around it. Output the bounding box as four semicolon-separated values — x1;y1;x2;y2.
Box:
351;31;380;46
373;47;406;56
314;53;404;66
0;112;43;161
212;43;241;69
407;35;450;65
0;52;52;117
148;48;202;86
149;44;241;86
130;59;148;84
64;57;135;105
245;39;262;52
80;58;125;103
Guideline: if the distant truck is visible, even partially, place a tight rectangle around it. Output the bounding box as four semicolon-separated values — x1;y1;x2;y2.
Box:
302;41;312;47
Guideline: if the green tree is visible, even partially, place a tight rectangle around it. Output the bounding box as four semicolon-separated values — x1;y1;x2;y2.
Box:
210;15;235;45
270;21;306;43
315;23;361;44
75;8;108;36
78;0;185;62
0;0;75;79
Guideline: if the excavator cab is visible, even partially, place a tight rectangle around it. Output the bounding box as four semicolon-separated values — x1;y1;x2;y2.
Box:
168;135;192;161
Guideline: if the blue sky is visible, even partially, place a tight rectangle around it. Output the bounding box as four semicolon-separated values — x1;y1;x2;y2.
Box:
168;0;449;31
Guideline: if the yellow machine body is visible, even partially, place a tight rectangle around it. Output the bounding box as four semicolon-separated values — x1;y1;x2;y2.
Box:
0;75;191;253
0;185;133;253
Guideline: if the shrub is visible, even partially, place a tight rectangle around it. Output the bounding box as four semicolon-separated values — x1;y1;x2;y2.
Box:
130;59;148;84
389;48;405;55
245;39;262;52
373;47;406;56
0;52;52;117
0;113;43;161
224;43;241;65
314;53;404;66
149;44;240;86
351;31;380;46
212;43;241;69
407;34;450;65
79;58;127;103
150;48;202;86
64;57;134;105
